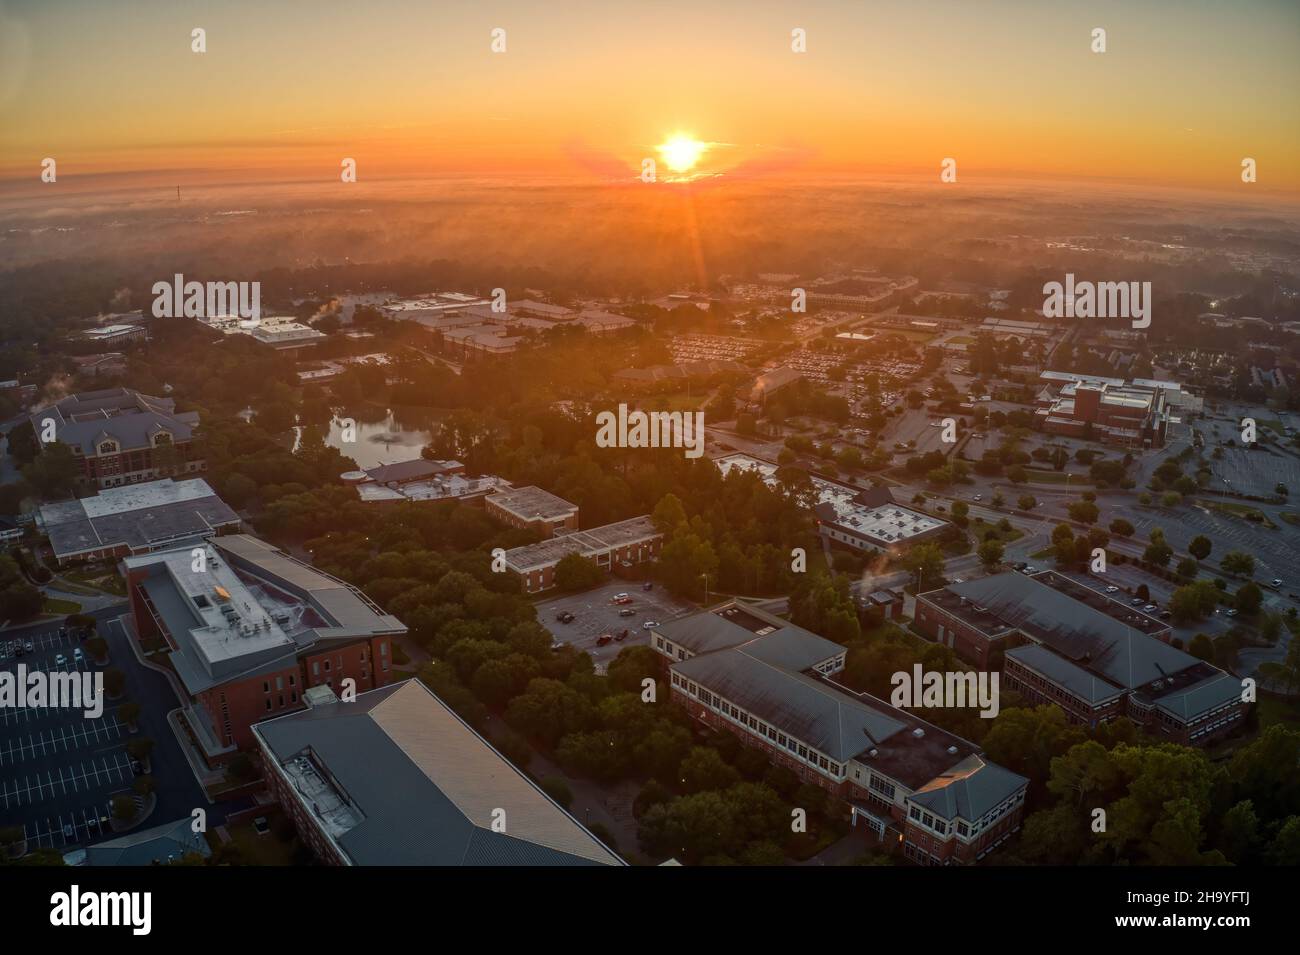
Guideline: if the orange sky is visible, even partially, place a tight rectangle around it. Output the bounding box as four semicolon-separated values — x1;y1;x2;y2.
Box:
1;0;1298;192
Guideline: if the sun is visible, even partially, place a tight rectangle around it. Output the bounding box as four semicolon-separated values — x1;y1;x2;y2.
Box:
657;134;707;173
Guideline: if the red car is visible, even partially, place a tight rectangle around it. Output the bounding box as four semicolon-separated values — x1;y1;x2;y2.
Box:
595;634;613;647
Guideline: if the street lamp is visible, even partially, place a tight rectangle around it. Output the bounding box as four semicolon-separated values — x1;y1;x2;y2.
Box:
701;573;709;606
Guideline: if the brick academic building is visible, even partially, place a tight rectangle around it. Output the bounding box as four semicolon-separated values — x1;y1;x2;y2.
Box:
30;387;204;489
915;571;1244;747
649;603;1027;865
124;534;406;761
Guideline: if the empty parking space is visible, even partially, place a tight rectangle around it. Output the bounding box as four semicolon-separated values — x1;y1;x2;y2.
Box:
19;800;118;851
0;750;134;809
0;714;126;766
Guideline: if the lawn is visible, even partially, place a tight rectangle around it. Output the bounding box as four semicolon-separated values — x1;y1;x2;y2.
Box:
1021;468;1094;486
42;596;82;615
1198;498;1277;528
63;567;127;595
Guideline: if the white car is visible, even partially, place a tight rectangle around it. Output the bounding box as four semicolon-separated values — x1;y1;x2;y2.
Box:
1105;586;1119;594
642;621;660;630
54;653;67;667
612;593;629;601
972;494;982;502
73;648;84;663
1143;604;1157;613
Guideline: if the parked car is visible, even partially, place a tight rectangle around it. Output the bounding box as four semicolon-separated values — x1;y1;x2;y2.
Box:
1130;597;1144;606
1159;610;1172;619
555;610;575;623
642;621;660;630
24;640;34;653
612;593;630;601
1143;604;1157;613
614;629;629;642
1270;578;1283;588
595;634;613;646
550;641;567;653
62;822;75;839
130;759;143;776
972;494;982;502
14;642;24;658
73;648;84;663
1226;609;1239;617
618;608;635;617
54;653;67;667
642;581;654;591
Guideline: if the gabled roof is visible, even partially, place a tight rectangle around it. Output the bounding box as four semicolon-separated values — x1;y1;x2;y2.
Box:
674;647;906;762
907;754;1028;822
940;573;1196;690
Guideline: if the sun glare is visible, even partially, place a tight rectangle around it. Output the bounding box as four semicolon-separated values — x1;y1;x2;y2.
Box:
657;134;707;173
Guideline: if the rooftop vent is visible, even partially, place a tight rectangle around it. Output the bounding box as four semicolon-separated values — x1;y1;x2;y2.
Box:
912;728;925;738
947;745;959;755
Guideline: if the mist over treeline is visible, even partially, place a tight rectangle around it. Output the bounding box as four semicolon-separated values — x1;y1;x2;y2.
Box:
1;178;1297;329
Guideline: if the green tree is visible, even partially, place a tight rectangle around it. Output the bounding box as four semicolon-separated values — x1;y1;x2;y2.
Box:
1188;535;1212;560
1220;551;1255;577
554;552;605;592
977;538;1005;571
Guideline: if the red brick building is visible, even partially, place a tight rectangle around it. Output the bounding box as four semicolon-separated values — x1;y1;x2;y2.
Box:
651;602;1028;865
485;485;580;538
123;534;406;759
30;387;204;489
917;571;1245;746
502;515;662;593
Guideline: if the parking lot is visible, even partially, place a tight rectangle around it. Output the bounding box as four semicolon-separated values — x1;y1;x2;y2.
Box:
0;623;139;852
537;580;696;668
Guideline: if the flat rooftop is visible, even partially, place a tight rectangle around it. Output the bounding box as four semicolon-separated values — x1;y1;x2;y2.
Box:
503;516;660;572
125;534;405;693
358;473;507;503
39;478;239;559
487;485;578;522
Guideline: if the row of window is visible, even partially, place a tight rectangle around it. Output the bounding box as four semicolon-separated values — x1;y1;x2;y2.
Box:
670;671;843;779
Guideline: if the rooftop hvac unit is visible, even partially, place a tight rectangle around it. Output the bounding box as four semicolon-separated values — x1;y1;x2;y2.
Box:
947;745;959;755
912;728;925;738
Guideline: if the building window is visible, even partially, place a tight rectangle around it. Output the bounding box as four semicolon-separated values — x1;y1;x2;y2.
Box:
262;681;270;693
312;662;320;676
324;660;331;672
265;699;272;711
275;676;283;691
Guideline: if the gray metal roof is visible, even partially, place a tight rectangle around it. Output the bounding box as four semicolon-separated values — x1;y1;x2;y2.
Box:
253;680;623;866
943;573;1197;690
1151;670;1242;721
907;755;1028;822
674;647;907;762
1005;643;1125;705
85;815;212;866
